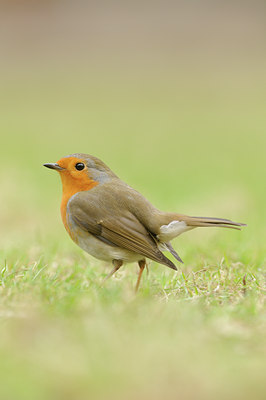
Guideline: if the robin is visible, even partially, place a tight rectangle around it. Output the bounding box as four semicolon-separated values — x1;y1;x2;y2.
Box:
44;153;245;291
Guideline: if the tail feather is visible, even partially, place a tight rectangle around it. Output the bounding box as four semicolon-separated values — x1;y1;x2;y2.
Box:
182;215;246;230
157;214;246;242
165;242;184;264
156;214;246;266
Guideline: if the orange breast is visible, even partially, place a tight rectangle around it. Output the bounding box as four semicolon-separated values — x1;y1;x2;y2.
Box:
59;171;98;237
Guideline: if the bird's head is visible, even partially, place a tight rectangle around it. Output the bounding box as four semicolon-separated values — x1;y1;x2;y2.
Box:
44;153;117;194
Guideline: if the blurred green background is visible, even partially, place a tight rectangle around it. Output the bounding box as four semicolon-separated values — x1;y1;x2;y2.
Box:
0;1;265;399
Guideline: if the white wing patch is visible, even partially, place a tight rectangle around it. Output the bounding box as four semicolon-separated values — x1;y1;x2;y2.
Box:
157;220;192;242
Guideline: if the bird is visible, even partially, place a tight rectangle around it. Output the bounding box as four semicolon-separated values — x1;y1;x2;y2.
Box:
44;153;245;291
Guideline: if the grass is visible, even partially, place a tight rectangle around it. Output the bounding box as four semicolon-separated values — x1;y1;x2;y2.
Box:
0;242;265;400
0;66;265;399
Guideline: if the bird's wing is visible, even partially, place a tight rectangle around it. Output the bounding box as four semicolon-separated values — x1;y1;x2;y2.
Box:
67;191;177;270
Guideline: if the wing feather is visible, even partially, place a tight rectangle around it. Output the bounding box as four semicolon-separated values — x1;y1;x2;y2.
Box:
68;193;177;270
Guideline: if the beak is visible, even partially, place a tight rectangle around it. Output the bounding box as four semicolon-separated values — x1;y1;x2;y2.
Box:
43;163;64;171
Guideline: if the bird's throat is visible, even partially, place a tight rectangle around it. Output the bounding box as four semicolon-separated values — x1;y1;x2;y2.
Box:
59;171;98;233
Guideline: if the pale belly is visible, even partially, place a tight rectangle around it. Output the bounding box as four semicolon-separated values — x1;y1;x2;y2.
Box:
69;225;143;263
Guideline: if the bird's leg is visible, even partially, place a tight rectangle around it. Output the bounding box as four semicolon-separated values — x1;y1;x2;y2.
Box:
102;259;123;283
135;259;146;292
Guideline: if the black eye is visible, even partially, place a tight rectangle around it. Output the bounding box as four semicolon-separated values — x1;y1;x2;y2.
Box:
75;163;85;171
